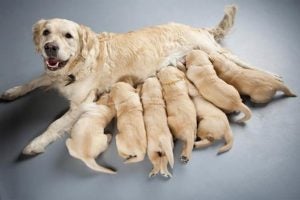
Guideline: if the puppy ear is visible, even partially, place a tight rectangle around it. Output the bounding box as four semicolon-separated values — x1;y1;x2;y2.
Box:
32;19;46;53
78;24;97;59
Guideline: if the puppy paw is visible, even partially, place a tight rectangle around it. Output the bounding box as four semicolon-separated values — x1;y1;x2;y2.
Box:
149;169;159;178
160;171;172;178
23;142;45;155
180;156;189;164
0;86;23;101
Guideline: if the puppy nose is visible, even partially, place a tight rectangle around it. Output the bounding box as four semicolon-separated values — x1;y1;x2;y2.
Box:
44;42;59;57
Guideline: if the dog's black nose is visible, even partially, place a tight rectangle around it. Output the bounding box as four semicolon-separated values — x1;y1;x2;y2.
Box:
44;42;59;57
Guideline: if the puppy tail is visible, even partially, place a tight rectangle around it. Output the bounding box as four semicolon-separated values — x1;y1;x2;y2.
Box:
160;137;175;168
209;5;237;42
66;139;116;174
83;158;117;174
217;128;234;154
279;83;297;97
236;103;252;123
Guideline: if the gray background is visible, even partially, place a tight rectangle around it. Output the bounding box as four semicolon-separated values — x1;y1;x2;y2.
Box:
0;0;300;200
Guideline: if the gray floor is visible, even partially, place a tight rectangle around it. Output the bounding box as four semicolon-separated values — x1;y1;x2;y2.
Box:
0;0;300;200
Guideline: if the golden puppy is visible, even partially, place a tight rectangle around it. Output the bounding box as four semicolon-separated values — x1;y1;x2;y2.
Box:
158;66;197;164
187;82;233;154
186;50;251;122
141;77;174;178
66;91;116;174
111;82;147;163
209;53;296;103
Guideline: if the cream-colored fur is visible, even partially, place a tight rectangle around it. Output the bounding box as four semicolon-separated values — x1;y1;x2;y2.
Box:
66;91;116;174
186;50;251;122
1;5;269;154
187;82;233;154
111;82;147;163
209;53;296;103
141;77;174;178
158;67;197;164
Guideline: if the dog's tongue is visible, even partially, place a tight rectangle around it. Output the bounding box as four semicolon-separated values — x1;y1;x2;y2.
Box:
48;58;59;66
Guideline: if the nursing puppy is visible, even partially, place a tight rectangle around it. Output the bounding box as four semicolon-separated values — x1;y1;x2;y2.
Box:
111;82;147;163
66;91;116;174
141;77;174;178
209;53;296;103
186;50;251;122
187;82;233;154
158;67;197;164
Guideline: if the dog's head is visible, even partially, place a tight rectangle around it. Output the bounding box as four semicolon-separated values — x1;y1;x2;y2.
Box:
33;18;98;76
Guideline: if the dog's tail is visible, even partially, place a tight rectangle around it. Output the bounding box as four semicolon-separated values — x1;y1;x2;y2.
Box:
209;5;237;42
66;139;116;174
218;128;234;154
236;103;252;123
159;136;174;168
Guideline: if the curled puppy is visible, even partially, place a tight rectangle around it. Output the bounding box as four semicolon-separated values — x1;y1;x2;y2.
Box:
66;91;116;174
186;50;251;122
141;77;174;178
188;82;233;154
209;53;296;103
158;66;197;164
111;82;147;163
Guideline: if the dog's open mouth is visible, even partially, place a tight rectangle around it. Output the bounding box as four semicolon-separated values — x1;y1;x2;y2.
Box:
45;58;69;71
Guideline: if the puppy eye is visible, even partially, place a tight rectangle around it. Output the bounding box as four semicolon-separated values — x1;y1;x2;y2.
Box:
42;29;50;36
65;33;73;39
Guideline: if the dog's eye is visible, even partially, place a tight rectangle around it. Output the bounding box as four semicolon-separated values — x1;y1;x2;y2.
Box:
65;33;73;39
42;29;50;36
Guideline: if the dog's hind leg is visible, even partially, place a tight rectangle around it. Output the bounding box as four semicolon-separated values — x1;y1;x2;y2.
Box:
148;152;161;178
159;156;172;178
180;132;195;164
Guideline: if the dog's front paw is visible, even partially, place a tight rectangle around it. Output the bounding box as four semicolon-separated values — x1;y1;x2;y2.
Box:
1;86;23;101
23;141;45;155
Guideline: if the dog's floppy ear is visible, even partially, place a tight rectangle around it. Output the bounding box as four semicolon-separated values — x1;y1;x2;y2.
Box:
78;24;97;59
32;19;46;53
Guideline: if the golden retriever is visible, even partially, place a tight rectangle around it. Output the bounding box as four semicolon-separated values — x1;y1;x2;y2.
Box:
186;50;251;122
187;82;233;154
1;5;272;155
141;77;174;178
158;66;197;164
209;53;296;103
66;91;116;174
110;82;147;163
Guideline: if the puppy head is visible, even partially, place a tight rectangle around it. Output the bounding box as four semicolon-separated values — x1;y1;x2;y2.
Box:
111;82;136;103
32;18;98;76
185;50;210;68
142;77;162;98
157;66;185;84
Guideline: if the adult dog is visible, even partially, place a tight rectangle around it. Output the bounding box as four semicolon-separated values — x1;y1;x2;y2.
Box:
1;5;260;155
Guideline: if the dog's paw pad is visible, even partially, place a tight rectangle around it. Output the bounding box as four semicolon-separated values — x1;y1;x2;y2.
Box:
23;144;45;155
161;172;172;178
180;156;189;164
149;172;158;178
